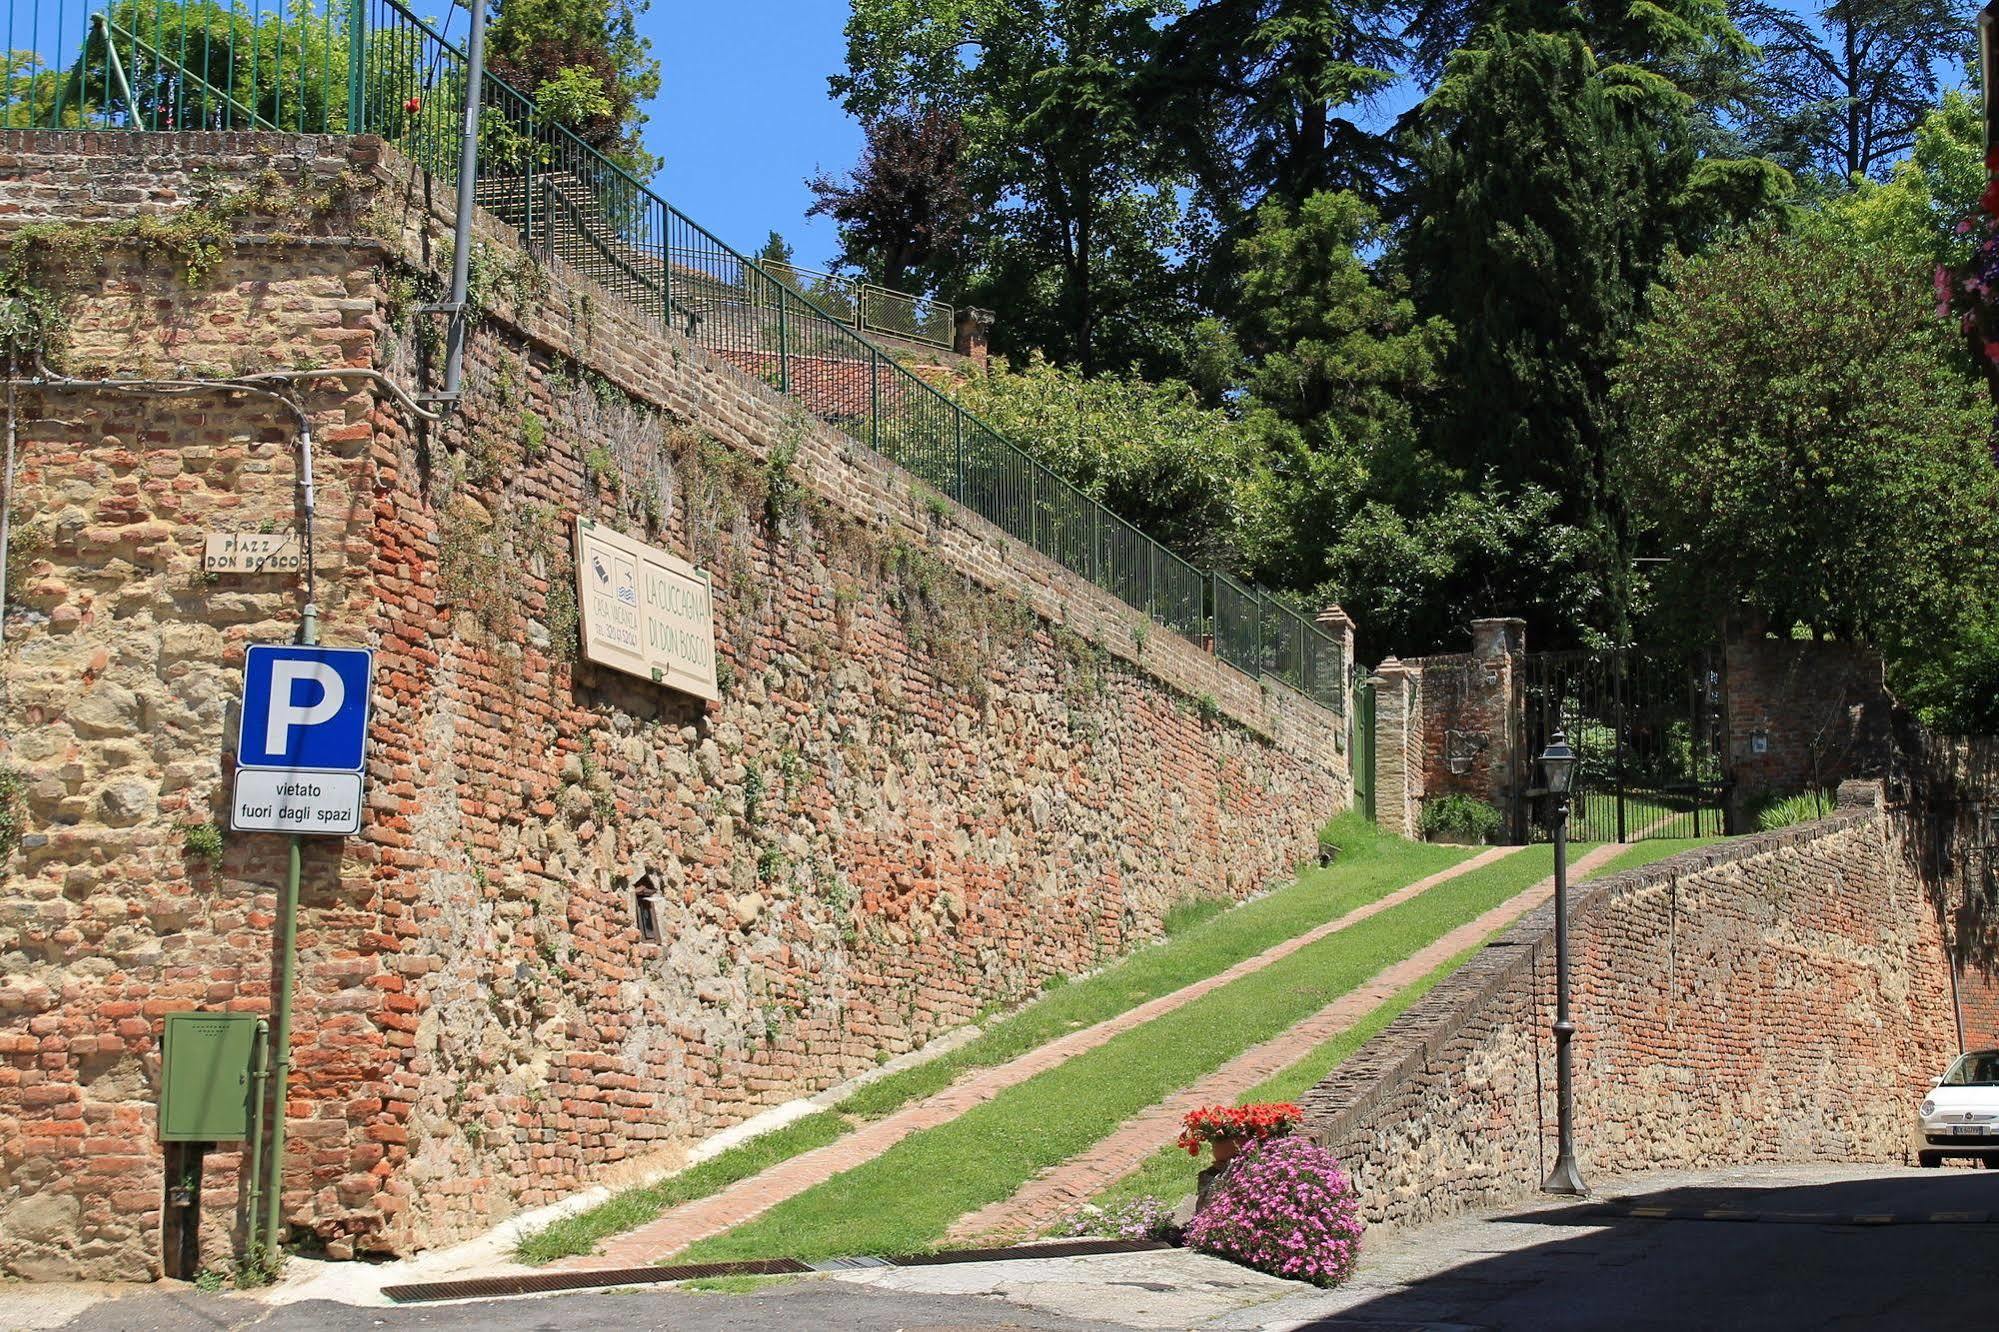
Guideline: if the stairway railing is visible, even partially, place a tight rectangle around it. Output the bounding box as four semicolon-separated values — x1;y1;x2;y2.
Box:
2;0;1348;713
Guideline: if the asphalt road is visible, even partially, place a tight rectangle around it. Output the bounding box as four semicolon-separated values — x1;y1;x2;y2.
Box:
26;1165;1999;1331
1291;1163;1999;1331
35;1281;1110;1332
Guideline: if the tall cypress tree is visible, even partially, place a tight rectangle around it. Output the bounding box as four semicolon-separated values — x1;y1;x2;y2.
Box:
1404;31;1697;641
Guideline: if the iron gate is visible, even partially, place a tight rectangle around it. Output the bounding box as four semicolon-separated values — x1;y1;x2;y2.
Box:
1519;649;1729;842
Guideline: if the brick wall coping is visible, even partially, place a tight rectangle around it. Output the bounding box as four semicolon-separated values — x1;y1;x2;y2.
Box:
1301;793;1885;1146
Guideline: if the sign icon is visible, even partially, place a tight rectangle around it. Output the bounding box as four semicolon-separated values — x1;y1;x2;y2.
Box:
232;645;374;836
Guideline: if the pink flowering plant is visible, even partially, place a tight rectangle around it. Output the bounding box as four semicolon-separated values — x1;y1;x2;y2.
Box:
1058;1195;1176;1242
1939;148;1999;397
1184;1135;1366;1287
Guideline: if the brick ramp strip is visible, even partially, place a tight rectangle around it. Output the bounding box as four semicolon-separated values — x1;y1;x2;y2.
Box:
558;845;1520;1269
943;842;1632;1245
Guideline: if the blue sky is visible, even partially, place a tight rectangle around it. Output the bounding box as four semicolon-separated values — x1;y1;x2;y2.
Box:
633;0;860;271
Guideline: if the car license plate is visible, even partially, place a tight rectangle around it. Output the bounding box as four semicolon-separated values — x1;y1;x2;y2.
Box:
1950;1124;1987;1135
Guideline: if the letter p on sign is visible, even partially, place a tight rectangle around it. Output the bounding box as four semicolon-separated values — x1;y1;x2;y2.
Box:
236;645;374;773
264;660;345;756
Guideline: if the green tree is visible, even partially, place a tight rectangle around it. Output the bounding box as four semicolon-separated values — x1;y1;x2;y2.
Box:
1612;225;1999;706
954;356;1256;566
1148;0;1402;312
1405;31;1706;641
1225;192;1452;591
1403;0;1750;88
756;231;796;269
1739;0;1975;185
834;0;1190;374
1826;89;1983;270
487;0;660;175
1313;480;1601;656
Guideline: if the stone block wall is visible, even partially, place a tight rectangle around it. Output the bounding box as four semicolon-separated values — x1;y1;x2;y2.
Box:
1301;784;1958;1233
1724;632;1895;817
0;132;1351;1277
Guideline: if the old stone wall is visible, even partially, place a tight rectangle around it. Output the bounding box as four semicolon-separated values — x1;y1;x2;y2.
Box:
0;132;1350;1278
1301;785;1958;1233
1724;632;1895;818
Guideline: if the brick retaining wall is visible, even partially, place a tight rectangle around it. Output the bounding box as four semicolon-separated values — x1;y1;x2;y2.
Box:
1302;784;1958;1232
0;132;1349;1277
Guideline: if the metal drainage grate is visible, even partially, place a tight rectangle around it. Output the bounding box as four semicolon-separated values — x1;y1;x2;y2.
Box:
893;1238;1175;1265
381;1237;1176;1303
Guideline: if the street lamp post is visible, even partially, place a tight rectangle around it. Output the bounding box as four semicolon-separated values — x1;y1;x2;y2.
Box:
1539;731;1586;1196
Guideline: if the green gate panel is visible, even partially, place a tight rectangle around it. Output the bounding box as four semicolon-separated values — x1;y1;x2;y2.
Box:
160;1012;260;1143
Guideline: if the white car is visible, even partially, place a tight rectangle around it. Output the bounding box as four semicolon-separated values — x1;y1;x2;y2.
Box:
1916;1049;1999;1168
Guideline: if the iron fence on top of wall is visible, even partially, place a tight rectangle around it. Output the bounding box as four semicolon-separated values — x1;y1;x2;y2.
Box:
1;0;1348;716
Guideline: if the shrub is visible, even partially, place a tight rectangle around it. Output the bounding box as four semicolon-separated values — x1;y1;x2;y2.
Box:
181;819;225;871
1754;789;1836;832
1058;1195;1176;1241
1184;1135;1365;1287
1418;793;1503;844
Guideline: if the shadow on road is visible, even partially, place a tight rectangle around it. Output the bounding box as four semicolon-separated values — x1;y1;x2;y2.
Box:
1305;1170;1999;1332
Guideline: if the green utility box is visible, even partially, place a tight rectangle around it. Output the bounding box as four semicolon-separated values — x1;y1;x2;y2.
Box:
160;1012;260;1143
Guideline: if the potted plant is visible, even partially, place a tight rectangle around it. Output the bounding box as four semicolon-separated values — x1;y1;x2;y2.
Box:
1177;1101;1303;1168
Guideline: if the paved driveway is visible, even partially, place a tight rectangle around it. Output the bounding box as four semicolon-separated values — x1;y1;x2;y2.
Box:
22;1163;1999;1331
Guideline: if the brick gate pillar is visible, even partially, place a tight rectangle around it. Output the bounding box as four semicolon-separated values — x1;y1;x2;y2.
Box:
1370;657;1424;839
1468;618;1528;840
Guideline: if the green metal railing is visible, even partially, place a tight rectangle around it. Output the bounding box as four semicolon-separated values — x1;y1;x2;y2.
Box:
4;0;1347;713
759;258;954;349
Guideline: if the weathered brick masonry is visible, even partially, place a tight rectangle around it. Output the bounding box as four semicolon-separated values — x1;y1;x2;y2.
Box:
1302;784;1958;1232
0;132;1350;1278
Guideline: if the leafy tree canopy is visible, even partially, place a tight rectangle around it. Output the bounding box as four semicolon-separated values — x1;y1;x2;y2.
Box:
807;105;971;294
954;355;1256;568
1612;223;1999;697
1738;0;1975;186
488;0;659;175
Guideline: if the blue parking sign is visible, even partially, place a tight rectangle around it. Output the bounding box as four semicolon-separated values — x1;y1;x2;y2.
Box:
236;645;374;772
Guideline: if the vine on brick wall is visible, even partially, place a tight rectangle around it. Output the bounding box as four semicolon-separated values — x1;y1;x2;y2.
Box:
0;167;371;367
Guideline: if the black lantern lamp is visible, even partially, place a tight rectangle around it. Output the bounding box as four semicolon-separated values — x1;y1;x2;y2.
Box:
1540;731;1577;798
1539;730;1586;1196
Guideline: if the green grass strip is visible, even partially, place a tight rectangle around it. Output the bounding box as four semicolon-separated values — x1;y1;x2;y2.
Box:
679;844;1571;1263
835;815;1468;1120
515;814;1467;1263
1087;833;1724;1217
513;1110;849;1265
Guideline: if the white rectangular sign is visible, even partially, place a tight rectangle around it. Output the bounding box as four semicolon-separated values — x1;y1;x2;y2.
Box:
204;531;303;574
230;768;362;835
575;518;720;701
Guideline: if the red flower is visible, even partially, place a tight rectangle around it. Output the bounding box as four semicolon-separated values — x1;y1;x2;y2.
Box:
1175;1102;1304;1155
1979;179;1999;219
405;96;422;115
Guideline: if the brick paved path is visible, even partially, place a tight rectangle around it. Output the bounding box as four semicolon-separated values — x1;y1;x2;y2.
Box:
943;841;1631;1245
557;846;1520;1268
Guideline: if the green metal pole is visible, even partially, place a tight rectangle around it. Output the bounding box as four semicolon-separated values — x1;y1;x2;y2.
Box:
777;290;789;395
262;603;316;1260
243;1018;269;1257
346;0;365;133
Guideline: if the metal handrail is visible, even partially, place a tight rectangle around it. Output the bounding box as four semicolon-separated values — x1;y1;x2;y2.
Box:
10;0;1346;713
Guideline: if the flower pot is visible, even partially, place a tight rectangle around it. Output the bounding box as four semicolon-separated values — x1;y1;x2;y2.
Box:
1210;1136;1243;1168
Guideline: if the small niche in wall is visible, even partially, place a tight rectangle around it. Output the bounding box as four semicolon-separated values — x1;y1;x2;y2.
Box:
634;873;665;941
